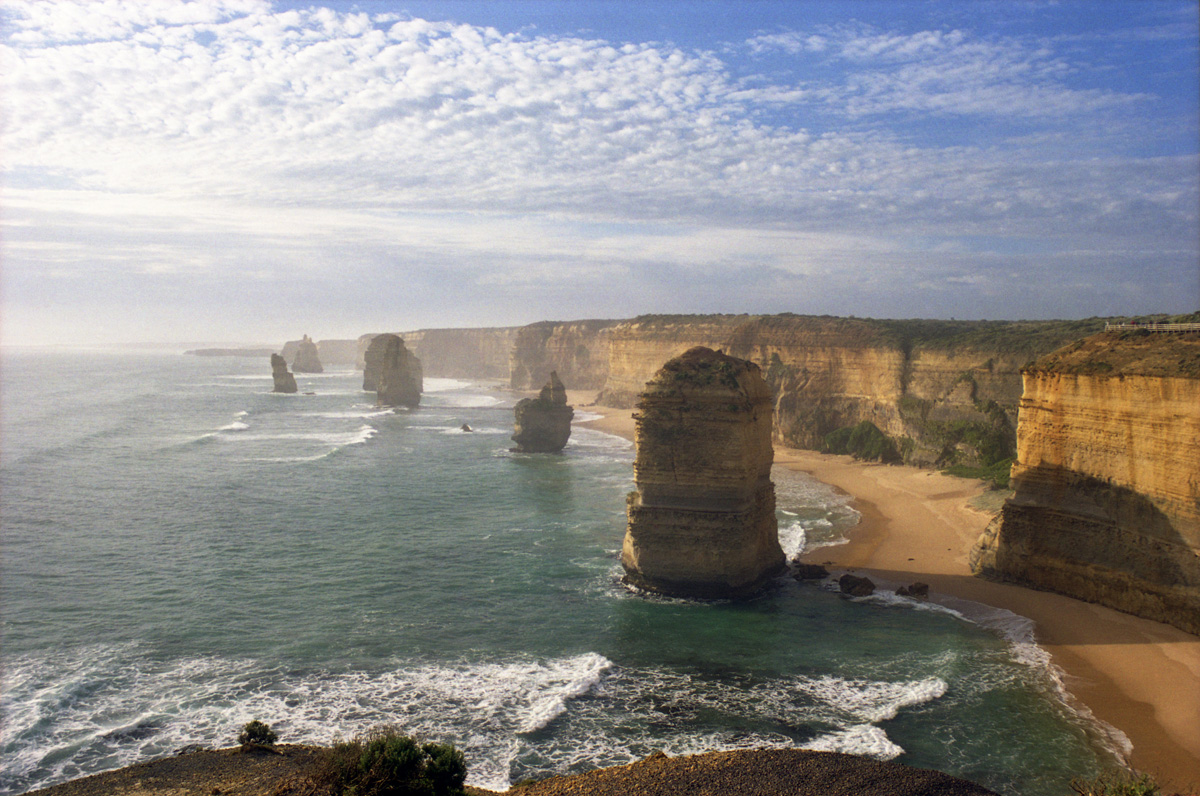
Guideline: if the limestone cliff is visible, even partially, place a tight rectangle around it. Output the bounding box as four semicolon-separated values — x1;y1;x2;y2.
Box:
270;353;297;394
596;314;1107;468
403;327;521;379
366;334;423;408
511;371;574;453
971;330;1200;635
622;347;785;598
509;320;618;391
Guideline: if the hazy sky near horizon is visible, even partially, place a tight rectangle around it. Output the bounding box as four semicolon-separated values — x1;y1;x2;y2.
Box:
2;0;1197;345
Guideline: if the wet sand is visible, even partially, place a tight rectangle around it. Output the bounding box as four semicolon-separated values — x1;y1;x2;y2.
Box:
575;401;1200;791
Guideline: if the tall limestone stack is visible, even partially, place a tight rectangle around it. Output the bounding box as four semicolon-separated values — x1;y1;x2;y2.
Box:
511;371;574;453
270;353;298;394
291;335;324;373
971;331;1200;635
370;334;423;408
622;347;785;598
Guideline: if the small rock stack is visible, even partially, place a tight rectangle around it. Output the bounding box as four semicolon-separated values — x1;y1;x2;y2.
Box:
366;334;423;408
291;335;324;373
622;347;785;598
511;371;574;453
270;353;298;394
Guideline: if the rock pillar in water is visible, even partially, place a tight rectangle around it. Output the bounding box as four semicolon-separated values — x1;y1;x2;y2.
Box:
511;371;574;453
371;334;423;408
622;347;784;598
291;335;324;373
270;353;298;394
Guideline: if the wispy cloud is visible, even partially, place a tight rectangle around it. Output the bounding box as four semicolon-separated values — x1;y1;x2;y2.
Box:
0;1;1196;343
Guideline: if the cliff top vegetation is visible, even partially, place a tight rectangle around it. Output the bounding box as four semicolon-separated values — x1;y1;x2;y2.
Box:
1028;317;1200;378
623;313;1128;353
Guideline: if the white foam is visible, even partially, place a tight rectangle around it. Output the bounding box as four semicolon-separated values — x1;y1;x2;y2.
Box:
423;378;476;393
793;675;947;723
572;410;603;423
427;394;506;408
218;421;249;432
801;724;904;760
516;653;612;734
777;520;808;560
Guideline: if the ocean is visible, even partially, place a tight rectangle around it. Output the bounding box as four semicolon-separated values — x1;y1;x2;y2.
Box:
0;350;1122;795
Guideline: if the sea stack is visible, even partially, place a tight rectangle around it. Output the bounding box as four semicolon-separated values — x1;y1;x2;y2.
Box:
370;333;423;408
270;353;298;394
622;347;785;598
291;335;323;373
511;371;574;453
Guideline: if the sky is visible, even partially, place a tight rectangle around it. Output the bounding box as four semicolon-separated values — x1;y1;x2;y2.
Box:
2;0;1198;346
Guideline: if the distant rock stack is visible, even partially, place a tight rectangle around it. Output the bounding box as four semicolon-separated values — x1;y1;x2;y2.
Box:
370;334;423;408
511;371;574;453
291;335;323;373
270;353;298;394
622;347;785;599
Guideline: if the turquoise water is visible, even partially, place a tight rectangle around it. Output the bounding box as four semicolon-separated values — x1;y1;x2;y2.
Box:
1;350;1118;794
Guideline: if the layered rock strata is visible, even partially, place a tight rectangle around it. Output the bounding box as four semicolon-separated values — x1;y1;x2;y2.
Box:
511;371;574;453
509;320;618;390
270;353;297;394
622;347;785;598
290;335;324;373
971;331;1200;634
594;314;1110;467
367;334;423;408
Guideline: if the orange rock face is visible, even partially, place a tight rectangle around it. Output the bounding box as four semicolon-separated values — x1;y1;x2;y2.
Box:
972;332;1200;634
622;347;785;598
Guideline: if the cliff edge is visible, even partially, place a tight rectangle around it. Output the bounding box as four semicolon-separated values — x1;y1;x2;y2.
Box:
971;329;1200;635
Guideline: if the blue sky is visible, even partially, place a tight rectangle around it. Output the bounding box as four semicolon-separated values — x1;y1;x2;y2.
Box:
1;0;1197;345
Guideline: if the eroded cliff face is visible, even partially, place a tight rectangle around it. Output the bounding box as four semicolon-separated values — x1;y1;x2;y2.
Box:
592;315;1087;466
280;338;358;367
971;332;1200;634
509;320;617;391
622;347;785;598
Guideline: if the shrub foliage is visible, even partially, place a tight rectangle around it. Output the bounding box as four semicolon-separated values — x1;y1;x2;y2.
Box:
239;719;278;747
822;421;901;463
312;726;467;796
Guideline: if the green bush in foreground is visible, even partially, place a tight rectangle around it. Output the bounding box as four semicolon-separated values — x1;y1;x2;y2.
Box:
1069;769;1160;796
315;726;467;796
239;719;278;747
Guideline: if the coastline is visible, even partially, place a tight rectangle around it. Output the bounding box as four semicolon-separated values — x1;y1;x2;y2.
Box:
574;398;1200;791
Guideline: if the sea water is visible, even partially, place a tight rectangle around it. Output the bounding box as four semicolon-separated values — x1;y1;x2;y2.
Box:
0;350;1121;795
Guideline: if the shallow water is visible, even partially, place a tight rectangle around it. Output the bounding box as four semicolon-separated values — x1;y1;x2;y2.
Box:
0;350;1118;794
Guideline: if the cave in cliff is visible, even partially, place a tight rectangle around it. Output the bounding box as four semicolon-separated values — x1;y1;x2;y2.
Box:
622;347;785;599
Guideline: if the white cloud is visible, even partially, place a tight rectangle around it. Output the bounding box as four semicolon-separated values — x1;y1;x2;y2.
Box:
0;1;1196;343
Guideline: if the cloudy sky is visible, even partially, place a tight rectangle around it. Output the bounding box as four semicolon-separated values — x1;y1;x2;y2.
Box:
2;0;1197;345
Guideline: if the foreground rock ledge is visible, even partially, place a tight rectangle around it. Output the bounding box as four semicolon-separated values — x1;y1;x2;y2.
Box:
622;346;785;599
26;747;998;796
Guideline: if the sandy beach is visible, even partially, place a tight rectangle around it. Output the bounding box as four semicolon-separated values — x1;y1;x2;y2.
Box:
576;400;1200;791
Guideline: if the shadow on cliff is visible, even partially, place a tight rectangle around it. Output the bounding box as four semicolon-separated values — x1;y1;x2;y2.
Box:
968;467;1200;638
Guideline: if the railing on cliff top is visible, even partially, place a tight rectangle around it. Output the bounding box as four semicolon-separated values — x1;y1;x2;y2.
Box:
1104;322;1200;333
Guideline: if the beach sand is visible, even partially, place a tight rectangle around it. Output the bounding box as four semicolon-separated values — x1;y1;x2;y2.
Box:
575;399;1200;791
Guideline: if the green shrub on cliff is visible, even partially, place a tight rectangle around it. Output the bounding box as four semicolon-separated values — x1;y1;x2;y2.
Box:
312;726;467;796
1069;769;1160;796
238;719;278;747
822;421;901;463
